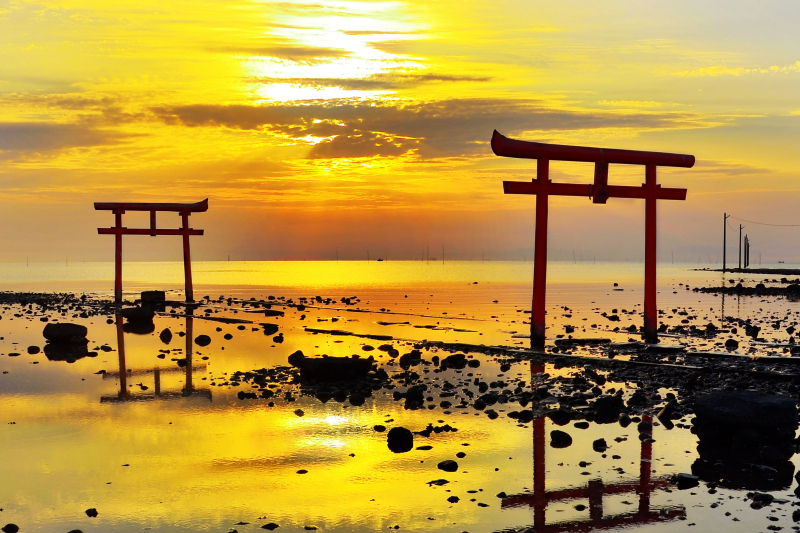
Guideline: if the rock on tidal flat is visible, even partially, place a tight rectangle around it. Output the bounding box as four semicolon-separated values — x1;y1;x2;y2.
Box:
550;430;572;448
547;409;570;426
141;290;165;303
694;391;796;428
43;323;88;344
262;323;279;336
674;473;699;490
437;460;459;472
194;335;211;347
349;392;365;406
159;328;172;344
119;307;155;322
2;525;19;533
85;508;98;517
387;427;414;453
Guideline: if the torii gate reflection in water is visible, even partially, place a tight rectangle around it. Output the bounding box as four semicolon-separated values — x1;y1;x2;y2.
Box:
95;199;208;303
100;308;211;403
491;131;694;347
500;361;685;532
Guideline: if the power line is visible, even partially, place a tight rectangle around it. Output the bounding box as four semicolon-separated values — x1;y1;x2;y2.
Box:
728;215;800;227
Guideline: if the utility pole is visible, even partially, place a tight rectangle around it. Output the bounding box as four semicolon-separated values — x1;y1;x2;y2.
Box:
745;235;750;268
722;213;730;273
738;224;743;270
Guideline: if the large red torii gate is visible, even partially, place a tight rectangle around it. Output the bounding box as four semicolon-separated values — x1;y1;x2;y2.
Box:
492;131;694;346
95;199;208;303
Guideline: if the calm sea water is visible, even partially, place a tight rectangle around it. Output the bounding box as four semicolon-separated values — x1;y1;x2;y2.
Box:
0;261;795;533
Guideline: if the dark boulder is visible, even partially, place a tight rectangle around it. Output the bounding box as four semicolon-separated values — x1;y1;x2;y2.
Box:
262;323;279;336
194;335;211;347
440;353;468;370
592;395;624;423
694;391;796;428
550;430;572;448
403;386;426;409
123;320;155;335
437;460;459;472
288;351;375;381
141;290;165;303
692;391;797;490
119;306;155;322
1;525;19;533
43;323;88;345
159;328;172;344
349;392;366;406
657;400;678;422
674;473;699;490
387;427;414;453
547;409;570;426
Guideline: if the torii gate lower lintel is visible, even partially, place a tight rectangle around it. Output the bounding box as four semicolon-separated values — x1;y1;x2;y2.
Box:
491;130;693;346
95;199;208;303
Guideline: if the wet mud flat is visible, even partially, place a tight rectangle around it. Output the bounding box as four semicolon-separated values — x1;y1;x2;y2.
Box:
2;283;800;532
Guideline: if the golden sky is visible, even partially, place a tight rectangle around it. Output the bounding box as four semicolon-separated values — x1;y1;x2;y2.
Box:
2;0;800;262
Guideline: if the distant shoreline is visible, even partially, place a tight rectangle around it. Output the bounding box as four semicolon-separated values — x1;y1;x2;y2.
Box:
696;267;800;275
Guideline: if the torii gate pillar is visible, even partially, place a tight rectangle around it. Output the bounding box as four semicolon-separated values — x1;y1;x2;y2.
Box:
644;164;658;342
531;159;549;345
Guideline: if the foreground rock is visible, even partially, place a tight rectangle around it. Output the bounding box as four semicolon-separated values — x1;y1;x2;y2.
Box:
692;391;797;490
550;430;572;448
694;390;796;428
119;306;155;322
387;427;414;453
437;460;459;472
42;323;88;345
288;350;375;381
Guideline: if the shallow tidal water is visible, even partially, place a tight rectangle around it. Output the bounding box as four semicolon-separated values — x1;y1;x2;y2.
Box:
1;261;800;533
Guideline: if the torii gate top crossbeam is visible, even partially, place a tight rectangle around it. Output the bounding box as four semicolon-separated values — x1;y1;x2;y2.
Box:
94;198;208;213
491;130;695;168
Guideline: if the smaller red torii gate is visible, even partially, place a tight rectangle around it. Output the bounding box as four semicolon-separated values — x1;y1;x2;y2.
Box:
95;199;208;303
492;131;693;346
